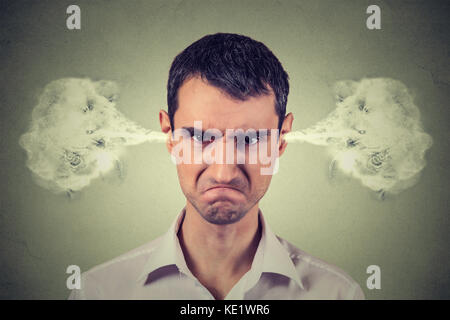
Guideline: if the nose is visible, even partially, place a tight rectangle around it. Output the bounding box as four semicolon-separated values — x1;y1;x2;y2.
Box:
208;162;240;186
205;135;242;185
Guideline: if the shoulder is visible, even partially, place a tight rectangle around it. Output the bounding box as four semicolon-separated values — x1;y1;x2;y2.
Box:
276;235;365;300
68;235;164;299
84;236;162;278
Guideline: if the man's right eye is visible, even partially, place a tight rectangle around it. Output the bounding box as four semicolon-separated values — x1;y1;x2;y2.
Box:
192;133;203;143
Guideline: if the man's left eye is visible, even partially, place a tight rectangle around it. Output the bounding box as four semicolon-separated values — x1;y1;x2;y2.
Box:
245;136;259;145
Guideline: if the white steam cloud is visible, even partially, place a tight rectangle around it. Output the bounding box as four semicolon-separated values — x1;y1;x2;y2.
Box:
19;77;433;199
285;78;433;198
19;78;165;195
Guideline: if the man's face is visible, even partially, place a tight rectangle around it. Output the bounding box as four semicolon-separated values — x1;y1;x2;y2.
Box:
160;76;292;225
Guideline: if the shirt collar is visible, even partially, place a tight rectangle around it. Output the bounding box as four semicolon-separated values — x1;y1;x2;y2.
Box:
137;207;304;290
257;210;304;290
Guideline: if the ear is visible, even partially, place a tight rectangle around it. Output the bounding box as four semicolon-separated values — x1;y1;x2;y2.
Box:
159;109;173;154
278;112;294;157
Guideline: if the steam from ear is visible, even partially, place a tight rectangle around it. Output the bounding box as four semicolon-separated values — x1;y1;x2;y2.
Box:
285;78;433;198
19;78;165;195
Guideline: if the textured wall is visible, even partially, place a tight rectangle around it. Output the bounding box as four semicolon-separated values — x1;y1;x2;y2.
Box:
0;0;448;299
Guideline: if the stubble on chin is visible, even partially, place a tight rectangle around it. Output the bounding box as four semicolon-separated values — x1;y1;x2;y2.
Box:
200;202;245;225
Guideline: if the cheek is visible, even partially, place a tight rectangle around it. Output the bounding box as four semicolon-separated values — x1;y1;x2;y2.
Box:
175;165;189;194
246;165;272;193
176;164;202;190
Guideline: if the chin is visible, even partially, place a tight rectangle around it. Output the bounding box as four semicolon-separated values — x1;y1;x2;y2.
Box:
202;204;246;225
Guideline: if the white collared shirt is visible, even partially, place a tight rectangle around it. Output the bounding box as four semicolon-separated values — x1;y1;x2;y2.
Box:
68;208;365;300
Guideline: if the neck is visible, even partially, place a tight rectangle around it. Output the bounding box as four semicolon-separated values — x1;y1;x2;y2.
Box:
178;202;262;280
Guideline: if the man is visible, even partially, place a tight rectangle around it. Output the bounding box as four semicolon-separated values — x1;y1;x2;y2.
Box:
69;33;364;300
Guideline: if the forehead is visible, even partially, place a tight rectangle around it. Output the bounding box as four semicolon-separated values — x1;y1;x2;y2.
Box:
174;76;278;131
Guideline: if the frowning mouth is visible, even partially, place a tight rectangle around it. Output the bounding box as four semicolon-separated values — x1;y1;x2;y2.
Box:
206;185;241;192
202;185;245;202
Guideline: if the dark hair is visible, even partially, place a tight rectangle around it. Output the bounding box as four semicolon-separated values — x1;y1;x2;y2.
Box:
167;33;289;133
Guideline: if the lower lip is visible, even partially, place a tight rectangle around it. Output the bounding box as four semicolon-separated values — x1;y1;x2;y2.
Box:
202;187;244;201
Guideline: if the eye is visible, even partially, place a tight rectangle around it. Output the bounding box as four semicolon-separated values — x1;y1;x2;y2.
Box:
245;135;259;145
192;133;203;143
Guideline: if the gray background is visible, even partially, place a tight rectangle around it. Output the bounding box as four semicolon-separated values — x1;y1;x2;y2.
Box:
0;0;449;299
